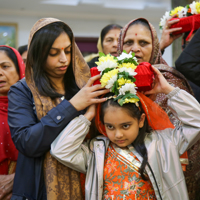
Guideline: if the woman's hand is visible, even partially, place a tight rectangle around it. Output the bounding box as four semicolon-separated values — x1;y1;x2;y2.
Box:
0;173;15;200
69;75;109;111
144;66;175;95
84;104;96;121
160;14;182;52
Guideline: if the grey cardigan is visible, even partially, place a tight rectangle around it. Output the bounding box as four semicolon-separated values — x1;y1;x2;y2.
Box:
51;88;200;200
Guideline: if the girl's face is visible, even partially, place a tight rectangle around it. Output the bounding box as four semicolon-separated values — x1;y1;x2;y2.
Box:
123;24;152;63
103;105;145;148
0;51;19;96
102;28;121;57
45;32;71;79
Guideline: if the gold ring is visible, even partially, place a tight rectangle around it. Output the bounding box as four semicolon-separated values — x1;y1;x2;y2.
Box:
165;26;168;29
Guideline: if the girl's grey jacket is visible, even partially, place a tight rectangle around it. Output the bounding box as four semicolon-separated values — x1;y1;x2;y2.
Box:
51;88;200;200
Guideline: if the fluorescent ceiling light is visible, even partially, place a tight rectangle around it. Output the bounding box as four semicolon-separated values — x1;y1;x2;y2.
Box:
41;0;80;6
81;0;102;4
104;0;145;10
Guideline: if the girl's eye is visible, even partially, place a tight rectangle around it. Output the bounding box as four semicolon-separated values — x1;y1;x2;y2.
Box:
123;124;130;129
106;125;114;130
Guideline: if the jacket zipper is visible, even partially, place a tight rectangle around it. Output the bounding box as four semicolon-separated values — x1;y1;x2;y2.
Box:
147;162;163;200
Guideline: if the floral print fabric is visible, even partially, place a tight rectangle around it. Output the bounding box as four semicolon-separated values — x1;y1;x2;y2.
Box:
103;144;156;200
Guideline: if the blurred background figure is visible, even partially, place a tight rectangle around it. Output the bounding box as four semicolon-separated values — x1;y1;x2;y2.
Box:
18;45;28;65
87;24;122;68
0;45;25;200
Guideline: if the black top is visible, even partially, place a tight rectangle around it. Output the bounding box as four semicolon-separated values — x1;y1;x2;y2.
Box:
8;78;80;200
87;56;99;68
175;28;200;103
175;28;200;87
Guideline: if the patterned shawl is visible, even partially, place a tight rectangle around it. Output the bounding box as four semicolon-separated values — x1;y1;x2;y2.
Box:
118;18;199;200
26;18;90;200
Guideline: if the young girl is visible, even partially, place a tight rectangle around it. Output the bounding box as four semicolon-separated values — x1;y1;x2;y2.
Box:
51;53;200;200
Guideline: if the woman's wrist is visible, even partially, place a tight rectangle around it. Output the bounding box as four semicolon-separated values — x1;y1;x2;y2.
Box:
163;85;175;95
84;112;94;121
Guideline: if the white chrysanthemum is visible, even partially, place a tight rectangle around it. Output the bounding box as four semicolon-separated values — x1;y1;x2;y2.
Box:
178;7;187;18
105;74;117;89
190;1;198;14
117;52;133;61
97;60;118;73
118;67;137;76
133;57;138;62
160;11;171;31
119;83;137;95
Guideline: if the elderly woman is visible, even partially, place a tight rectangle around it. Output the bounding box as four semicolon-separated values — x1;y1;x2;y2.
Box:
118;18;199;200
87;24;122;68
118;18;193;124
0;45;25;199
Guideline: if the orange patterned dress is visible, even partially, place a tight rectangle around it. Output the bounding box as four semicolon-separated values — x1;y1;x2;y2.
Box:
103;143;156;200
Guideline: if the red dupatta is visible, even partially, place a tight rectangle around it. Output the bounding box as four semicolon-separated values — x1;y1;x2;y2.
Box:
0;45;25;174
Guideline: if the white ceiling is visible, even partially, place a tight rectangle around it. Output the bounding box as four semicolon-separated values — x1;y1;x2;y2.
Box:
0;0;171;22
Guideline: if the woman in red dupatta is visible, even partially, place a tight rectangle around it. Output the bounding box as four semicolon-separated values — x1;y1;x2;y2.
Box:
118;18;199;200
0;45;25;199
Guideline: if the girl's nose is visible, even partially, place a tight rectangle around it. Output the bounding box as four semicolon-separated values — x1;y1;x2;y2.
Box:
115;130;123;139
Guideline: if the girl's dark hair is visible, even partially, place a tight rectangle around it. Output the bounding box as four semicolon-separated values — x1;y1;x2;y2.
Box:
101;24;122;47
129;19;151;33
100;93;150;180
0;46;19;75
27;22;79;100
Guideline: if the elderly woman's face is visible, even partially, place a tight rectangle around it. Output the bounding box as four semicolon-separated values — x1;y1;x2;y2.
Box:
102;28;121;57
123;24;152;63
0;51;19;96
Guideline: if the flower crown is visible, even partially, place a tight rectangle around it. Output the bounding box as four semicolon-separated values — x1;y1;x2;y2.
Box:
159;1;200;31
95;51;139;106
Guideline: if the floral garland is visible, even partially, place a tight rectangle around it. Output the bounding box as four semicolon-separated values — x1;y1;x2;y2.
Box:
159;1;200;31
95;51;139;106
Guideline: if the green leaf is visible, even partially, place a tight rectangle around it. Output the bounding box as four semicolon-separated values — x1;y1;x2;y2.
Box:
123;50;128;54
111;81;119;95
101;68;114;77
131;52;135;57
99;52;105;57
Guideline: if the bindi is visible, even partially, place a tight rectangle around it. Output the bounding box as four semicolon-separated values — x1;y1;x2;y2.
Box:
61;47;64;50
135;33;137;36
